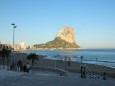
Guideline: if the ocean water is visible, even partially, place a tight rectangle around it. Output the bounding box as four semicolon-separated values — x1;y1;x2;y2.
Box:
22;49;115;68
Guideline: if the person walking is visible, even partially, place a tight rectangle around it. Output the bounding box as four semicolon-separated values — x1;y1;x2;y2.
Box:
23;65;27;72
103;72;107;80
26;63;30;73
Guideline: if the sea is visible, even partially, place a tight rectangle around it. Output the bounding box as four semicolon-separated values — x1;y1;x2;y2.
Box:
22;49;115;68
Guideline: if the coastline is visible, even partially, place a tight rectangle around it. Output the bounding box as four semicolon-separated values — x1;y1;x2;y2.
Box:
21;49;115;69
36;58;115;78
12;52;115;78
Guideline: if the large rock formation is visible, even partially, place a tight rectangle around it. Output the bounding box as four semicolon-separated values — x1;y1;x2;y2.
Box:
55;26;76;43
34;26;80;49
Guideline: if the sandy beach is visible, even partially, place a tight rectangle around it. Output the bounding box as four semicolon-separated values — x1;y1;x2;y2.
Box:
1;51;115;78
9;52;115;78
34;58;115;78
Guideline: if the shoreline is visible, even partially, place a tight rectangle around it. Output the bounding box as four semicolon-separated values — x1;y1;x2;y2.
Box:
21;49;115;69
15;49;115;68
41;58;115;78
30;56;115;78
8;52;115;78
13;50;115;69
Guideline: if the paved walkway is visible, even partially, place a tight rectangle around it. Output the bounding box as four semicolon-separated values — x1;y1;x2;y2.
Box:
0;69;115;86
0;69;25;80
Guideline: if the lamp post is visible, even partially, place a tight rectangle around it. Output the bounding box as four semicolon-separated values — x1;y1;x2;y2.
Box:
64;56;67;72
11;23;17;61
80;56;84;64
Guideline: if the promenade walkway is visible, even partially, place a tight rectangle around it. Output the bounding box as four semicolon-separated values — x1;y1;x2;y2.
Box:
0;69;115;86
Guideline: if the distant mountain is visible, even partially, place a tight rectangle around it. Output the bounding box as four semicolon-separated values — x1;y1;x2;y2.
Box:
34;26;80;49
55;26;76;44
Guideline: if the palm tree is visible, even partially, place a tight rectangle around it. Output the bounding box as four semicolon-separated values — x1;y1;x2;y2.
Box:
27;53;39;66
5;46;11;69
0;46;11;69
0;46;6;69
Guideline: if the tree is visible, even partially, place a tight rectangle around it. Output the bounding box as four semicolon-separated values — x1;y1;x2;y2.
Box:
0;46;11;69
27;53;39;66
5;46;11;69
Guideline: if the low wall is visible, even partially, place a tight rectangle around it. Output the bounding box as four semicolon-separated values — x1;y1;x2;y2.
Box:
31;66;66;76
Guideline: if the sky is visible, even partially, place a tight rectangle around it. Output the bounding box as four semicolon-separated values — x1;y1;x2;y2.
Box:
0;0;115;48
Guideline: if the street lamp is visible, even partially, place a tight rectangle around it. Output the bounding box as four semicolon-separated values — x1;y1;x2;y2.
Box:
64;56;67;72
11;23;17;61
80;56;84;64
80;56;84;78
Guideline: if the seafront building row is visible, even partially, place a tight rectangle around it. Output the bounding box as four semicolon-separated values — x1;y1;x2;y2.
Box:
0;41;27;50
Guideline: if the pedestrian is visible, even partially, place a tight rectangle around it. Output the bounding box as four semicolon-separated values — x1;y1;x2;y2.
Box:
68;61;70;66
16;61;19;71
96;58;98;62
103;72;107;80
83;66;86;78
23;65;27;72
26;63;30;73
68;57;71;66
80;65;83;78
18;60;22;72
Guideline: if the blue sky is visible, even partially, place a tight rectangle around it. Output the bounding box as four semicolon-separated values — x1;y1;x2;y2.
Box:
0;0;115;48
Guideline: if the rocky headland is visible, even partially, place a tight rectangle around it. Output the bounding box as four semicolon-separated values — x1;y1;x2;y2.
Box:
34;26;80;49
